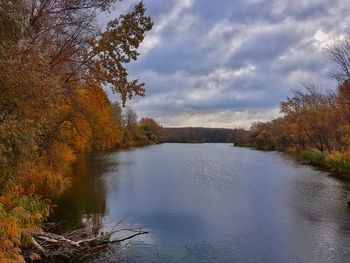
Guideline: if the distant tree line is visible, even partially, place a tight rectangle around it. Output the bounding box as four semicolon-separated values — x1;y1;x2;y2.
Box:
165;127;246;143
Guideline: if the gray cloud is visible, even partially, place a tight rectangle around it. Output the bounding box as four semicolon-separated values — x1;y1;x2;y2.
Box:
108;0;350;128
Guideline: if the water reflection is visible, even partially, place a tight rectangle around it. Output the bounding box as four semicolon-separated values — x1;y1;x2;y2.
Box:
51;153;112;231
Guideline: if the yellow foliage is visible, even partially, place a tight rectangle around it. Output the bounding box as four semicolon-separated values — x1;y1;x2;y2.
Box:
326;151;343;161
3;217;20;239
0;189;48;262
48;142;76;167
327;151;350;163
339;124;350;147
14;162;70;197
341;151;350;162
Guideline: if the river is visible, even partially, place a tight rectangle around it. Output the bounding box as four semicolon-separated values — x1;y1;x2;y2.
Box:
52;143;350;263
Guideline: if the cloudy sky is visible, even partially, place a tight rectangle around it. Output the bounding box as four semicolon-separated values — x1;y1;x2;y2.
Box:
107;0;350;128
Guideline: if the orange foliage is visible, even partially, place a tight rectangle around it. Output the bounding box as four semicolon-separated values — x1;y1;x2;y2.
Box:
14;162;70;198
0;0;153;260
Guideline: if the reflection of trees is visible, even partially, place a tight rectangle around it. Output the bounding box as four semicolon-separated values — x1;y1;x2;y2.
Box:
50;153;117;233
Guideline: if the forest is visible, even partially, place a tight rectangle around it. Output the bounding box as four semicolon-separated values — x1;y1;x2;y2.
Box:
232;38;350;177
0;1;167;261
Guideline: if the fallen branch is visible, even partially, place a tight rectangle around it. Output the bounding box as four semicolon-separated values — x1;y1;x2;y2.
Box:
23;222;148;262
30;237;47;255
33;232;81;248
111;228;148;243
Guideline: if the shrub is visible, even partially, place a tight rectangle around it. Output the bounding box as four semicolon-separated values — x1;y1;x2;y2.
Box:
325;152;350;173
0;188;50;262
301;150;325;166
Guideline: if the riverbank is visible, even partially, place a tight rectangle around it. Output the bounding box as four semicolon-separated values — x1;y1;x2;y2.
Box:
297;150;350;180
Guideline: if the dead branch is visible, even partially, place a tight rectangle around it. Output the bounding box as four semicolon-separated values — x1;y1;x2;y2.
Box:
112;229;148;243
30;237;47;255
23;222;148;262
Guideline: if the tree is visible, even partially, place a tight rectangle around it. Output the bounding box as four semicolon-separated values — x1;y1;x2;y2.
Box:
280;83;336;152
326;38;350;83
230;128;250;147
139;117;166;143
123;106;138;129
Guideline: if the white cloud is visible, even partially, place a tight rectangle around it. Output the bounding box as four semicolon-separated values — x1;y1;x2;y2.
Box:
186;66;256;102
159;108;281;129
139;0;196;54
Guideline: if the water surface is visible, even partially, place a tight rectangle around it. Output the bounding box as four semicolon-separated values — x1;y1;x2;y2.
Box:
53;143;350;262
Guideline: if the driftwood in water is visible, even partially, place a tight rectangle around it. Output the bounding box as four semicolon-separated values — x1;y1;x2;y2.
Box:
23;222;148;261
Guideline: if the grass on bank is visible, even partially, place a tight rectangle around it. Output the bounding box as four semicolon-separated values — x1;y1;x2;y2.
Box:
299;150;350;176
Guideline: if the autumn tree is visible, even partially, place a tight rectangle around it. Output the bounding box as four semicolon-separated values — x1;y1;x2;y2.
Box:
280;83;337;152
139;117;166;143
0;0;153;261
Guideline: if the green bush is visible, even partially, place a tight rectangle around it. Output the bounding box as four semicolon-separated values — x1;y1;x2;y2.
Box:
326;159;350;172
301;151;325;166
